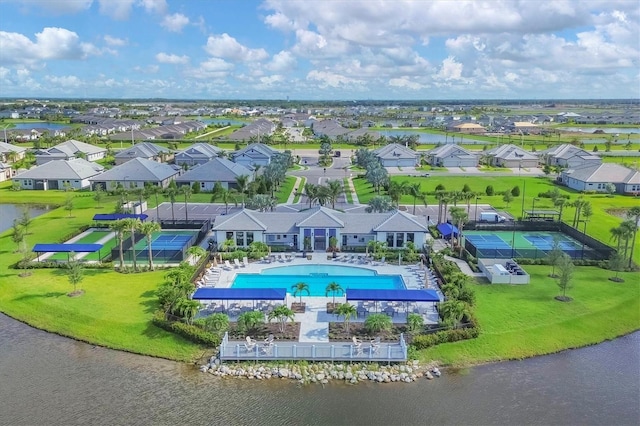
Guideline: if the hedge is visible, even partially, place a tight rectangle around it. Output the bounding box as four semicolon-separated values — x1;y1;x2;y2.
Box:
152;311;221;347
411;327;480;350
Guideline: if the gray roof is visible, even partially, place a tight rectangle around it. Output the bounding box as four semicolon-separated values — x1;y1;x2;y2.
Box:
226;118;275;141
212;207;428;234
563;163;640;184
15;158;104;180
174;143;222;162
0;141;27;154
232;143;278;161
540;144;600;161
486;144;538;161
89;157;178;182
175;157;252;183
373;143;418;160
427;144;475;159
114;142;170;159
47;139;106;156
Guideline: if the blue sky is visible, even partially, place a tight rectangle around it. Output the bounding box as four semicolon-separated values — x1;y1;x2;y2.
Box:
0;0;638;100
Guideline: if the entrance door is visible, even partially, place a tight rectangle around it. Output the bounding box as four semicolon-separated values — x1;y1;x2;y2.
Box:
313;228;326;251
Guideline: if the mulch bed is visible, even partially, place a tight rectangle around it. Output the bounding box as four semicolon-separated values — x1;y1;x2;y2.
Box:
227;322;301;341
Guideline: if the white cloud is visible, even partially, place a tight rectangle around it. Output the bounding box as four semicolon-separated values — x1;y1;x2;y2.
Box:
134;64;160;74
0;27;99;66
184;58;234;79
155;52;189;64
104;35;127;46
389;77;425;90
306;70;364;88
138;0;167;14
97;0;136;20
436;56;464;81
266;51;296;72
161;13;190;33
45;74;83;88
204;33;269;62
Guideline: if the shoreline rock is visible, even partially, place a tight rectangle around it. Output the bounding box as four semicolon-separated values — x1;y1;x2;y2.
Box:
200;359;443;385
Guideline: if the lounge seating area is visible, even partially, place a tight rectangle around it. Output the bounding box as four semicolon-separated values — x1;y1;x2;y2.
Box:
196;266;222;288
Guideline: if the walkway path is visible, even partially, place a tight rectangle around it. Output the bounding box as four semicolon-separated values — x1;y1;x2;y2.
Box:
295;296;331;343
285;176;304;204
194;126;230;139
443;255;485;278
345;176;359;204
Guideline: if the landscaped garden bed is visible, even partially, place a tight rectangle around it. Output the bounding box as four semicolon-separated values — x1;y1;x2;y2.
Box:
227;322;300;341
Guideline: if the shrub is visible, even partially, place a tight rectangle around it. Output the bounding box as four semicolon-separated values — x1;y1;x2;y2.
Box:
485;185;494;196
152;310;221;346
411;327;480;350
511;185;520;197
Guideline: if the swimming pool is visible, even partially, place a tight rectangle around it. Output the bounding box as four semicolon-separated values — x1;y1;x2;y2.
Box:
231;264;406;296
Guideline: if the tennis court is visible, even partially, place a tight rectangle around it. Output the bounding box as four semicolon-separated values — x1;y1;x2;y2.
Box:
48;229;115;261
464;230;595;260
118;230;199;264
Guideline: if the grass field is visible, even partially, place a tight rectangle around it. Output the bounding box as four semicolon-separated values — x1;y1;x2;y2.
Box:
418;265;640;366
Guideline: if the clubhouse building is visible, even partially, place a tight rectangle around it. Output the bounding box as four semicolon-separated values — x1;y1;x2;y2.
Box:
211;206;430;252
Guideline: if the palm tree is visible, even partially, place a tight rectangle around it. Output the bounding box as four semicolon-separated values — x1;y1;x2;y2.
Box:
268;305;296;333
619;220;636;264
145;183;162;222
334;303;357;335
176;298;201;325
291;282;310;305
180;185;193;221
138;221;161;270
187;245;207;266
235;174;250;207
303;183;319;208
364;313;392;334
325;180;343;209
163;186;178;223
625;206;640;268
203;313;230;335
406;312;424;334
210;185;235;214
408;182;422;215
121;218;141;271
109;219;128;270
325;281;344;305
554;198;567;223
387;180;408;207
438;300;467;328
449;206;468;255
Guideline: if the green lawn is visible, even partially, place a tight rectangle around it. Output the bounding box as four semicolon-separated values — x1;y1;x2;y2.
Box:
418;265;640;366
0;190;204;362
354;174;640;264
343;178;353;203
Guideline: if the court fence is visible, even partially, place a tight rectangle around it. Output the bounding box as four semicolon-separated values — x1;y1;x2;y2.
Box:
464;221;614;261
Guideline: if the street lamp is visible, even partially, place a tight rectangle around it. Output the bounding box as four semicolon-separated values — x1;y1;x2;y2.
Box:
475;196;481;222
531;197;540;221
2;124;9;144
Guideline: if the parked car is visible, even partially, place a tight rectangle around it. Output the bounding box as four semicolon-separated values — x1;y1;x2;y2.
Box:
334;151;341;157
421;173;430;177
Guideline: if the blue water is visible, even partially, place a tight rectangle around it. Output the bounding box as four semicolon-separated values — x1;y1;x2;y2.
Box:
378;130;482;144
12;122;69;130
232;264;405;296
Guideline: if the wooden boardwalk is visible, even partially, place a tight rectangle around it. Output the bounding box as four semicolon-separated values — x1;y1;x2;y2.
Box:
219;333;407;362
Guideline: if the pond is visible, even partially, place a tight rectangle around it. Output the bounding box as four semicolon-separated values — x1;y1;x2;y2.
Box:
0;203;53;233
10;122;70;130
556;127;640;134
378;130;483;144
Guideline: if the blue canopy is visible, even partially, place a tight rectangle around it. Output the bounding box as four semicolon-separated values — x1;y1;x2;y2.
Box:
437;223;459;238
346;289;440;302
192;288;287;300
32;243;103;253
92;213;148;221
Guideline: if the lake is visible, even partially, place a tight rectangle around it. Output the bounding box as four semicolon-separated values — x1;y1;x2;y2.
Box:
378;130;483;144
11;122;70;130
0;203;53;233
557;127;640;134
0;312;637;425
200;118;246;126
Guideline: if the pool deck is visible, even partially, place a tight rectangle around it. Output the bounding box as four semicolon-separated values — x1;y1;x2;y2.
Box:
196;252;443;357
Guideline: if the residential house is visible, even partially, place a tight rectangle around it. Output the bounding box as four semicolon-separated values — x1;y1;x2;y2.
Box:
426;144;478;168
232;143;279;168
114;142;173;165
539;144;602;168
561;163;640;194
211;206;430;251
175;157;253;192
373;143;419;167
12;158;104;190
485;144;538;168
226;118;275;141
453;123;486;134
89;157;179;190
0;162;13;182
311;119;351;139
174;143;223;167
35;139;107;165
345;128;381;142
0;142;27;163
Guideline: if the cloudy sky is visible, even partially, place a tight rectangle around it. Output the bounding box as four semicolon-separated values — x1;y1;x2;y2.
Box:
0;0;638;100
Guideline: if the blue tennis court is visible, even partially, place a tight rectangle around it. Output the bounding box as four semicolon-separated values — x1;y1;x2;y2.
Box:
464;230;594;259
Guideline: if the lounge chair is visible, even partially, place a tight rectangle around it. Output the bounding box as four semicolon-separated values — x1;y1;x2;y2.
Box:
223;260;233;270
352;337;363;356
242;256;249;267
233;258;242;268
244;336;256;352
370;337;381;355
